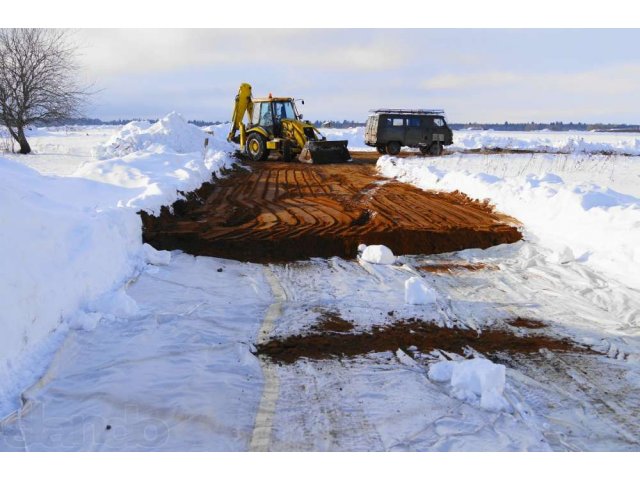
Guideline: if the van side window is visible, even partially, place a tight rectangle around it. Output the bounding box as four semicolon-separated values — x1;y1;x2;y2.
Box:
434;118;444;127
391;118;404;126
407;117;420;127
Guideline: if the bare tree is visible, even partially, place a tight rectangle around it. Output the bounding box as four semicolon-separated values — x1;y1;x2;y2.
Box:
0;29;89;154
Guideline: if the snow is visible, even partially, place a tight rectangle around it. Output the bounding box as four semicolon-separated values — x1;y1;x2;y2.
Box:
378;155;640;289
404;277;437;305
429;358;510;412
0;114;235;415
360;244;395;265
143;243;171;266
452;129;640;156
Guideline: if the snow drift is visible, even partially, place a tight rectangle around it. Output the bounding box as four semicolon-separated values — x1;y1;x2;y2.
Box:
378;156;640;289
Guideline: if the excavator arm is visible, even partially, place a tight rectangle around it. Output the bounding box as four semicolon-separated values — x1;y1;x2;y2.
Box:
227;83;254;145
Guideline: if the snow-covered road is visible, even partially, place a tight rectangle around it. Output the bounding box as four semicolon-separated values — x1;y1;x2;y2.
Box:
3;243;640;451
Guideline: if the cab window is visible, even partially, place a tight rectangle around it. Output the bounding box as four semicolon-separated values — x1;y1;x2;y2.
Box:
434;118;445;127
259;102;273;126
273;101;295;120
251;105;260;125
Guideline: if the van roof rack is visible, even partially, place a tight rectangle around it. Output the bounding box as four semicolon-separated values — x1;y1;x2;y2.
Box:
370;108;445;115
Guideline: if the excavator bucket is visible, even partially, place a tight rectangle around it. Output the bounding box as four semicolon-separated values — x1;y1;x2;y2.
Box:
298;140;351;164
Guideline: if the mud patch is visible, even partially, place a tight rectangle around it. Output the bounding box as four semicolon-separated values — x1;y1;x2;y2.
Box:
508;317;547;329
418;262;497;274
255;319;590;364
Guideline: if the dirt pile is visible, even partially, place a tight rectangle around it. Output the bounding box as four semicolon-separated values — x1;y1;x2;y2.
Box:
141;158;521;262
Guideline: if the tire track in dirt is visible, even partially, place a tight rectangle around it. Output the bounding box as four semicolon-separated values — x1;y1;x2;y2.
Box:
141;157;522;263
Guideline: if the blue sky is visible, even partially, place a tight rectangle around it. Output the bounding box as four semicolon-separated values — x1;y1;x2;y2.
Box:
77;29;640;123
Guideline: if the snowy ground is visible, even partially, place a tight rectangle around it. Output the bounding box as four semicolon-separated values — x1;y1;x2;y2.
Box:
322;126;640;157
1;124;639;451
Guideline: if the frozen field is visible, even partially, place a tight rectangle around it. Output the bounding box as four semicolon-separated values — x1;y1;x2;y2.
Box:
1;122;639;451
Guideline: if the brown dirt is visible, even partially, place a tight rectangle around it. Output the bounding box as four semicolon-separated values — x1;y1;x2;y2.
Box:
140;156;522;263
418;262;497;273
255;319;591;364
508;318;547;329
311;312;354;333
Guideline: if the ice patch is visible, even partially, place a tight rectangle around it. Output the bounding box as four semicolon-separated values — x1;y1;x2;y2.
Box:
429;358;510;412
404;277;437;305
360;245;395;265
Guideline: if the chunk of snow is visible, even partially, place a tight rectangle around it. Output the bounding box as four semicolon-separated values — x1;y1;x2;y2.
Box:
144;243;171;266
361;245;395;265
68;311;102;332
404;277;437;305
428;358;510;412
549;245;575;264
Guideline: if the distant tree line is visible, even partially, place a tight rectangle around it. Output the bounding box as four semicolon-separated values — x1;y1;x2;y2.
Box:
448;121;640;132
32;117;226;127
24;117;640;133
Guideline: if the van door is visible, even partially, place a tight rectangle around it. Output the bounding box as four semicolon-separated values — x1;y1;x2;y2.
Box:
383;116;406;145
404;116;423;147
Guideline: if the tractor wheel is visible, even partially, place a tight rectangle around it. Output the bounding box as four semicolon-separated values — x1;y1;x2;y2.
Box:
429;142;443;156
376;146;386;154
385;141;401;156
246;133;268;162
419;145;430;155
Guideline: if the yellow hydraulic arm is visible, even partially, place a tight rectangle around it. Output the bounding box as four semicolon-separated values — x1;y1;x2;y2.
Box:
227;83;253;147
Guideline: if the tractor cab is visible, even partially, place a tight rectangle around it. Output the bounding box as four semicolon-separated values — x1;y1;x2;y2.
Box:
250;97;301;136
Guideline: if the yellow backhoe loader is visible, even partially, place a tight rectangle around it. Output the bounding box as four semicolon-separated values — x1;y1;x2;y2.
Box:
227;83;350;164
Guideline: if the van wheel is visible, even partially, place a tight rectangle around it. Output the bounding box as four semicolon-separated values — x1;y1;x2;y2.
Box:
246;133;268;162
419;145;430;155
385;142;401;156
376;146;386;154
429;143;443;156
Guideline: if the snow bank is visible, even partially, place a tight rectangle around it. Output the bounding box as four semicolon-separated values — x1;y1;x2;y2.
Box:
320;127;368;149
76;113;235;211
0;158;144;409
360;244;395;265
453;130;640;156
429;358;509;412
404;277;437;305
0;113;236;415
378;156;640;289
94;112;208;158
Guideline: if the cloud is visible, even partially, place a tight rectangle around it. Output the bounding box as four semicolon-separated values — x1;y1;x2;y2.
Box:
422;64;640;95
75;29;410;77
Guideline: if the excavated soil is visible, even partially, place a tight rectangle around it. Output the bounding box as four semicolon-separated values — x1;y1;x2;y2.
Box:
140;156;521;262
255;318;591;364
417;262;498;273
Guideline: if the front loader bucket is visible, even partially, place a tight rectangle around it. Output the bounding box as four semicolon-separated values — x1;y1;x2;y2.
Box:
298;140;350;164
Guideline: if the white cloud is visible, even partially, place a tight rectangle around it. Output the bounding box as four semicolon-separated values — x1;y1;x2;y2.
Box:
75;29;410;77
422;64;640;95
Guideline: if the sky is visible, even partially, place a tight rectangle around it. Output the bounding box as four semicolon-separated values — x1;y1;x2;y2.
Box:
75;29;640;124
